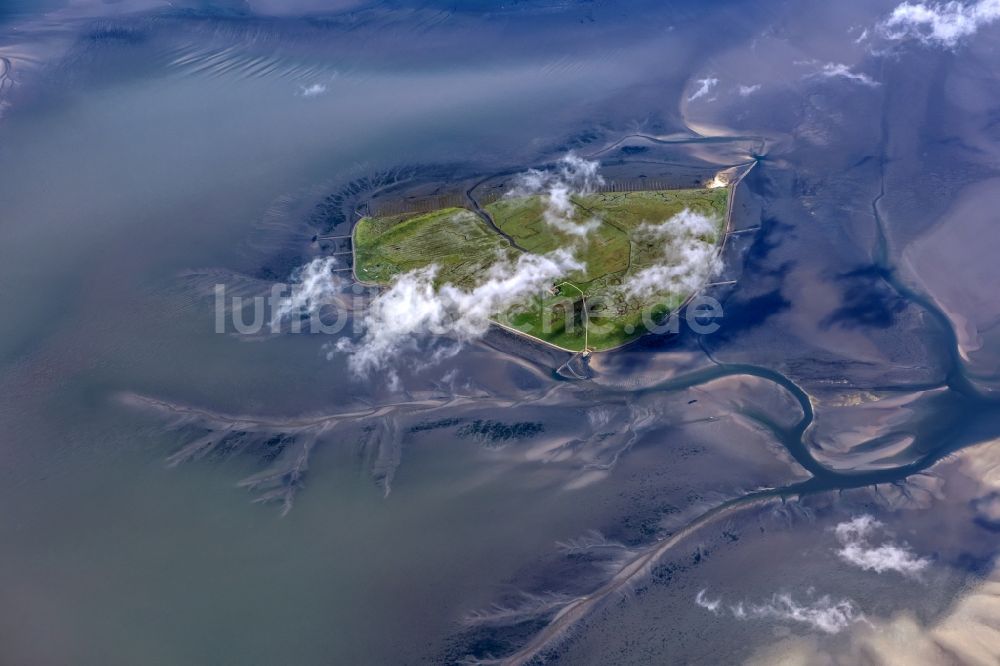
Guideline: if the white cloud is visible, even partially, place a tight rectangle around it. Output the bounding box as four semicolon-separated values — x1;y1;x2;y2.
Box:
299;83;327;97
744;594;863;634
834;515;931;577
273;257;344;323
688;77;718;102
508;153;605;238
621;209;722;302
543;182;602;237
335;249;583;385
697;590;864;634
880;0;1000;46
695;589;722;614
812;62;879;87
737;84;762;97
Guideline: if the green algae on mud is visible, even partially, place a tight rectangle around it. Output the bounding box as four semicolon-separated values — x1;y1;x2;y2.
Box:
353;188;729;352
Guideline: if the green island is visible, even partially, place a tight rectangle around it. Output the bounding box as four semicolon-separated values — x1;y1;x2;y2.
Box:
352;187;729;352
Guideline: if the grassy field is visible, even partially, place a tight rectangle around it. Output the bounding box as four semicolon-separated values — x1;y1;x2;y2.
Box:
353;188;728;351
353;207;517;286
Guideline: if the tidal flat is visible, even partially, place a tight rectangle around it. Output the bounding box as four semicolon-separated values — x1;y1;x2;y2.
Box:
2;1;1000;664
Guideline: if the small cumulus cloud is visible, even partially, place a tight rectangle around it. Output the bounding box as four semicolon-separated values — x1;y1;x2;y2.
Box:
696;589;865;634
272;257;344;324
737;84;762;97
335;248;584;387
880;0;1000;47
811;62;879;87
508;153;604;238
688;77;718;102
620;209;722;302
834;515;931;577
695;589;722;614
299;83;327;97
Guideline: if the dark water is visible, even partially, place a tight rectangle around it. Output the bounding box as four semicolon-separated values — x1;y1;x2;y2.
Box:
3;1;1000;664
